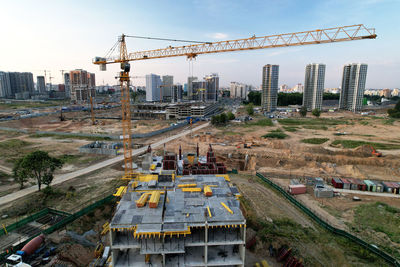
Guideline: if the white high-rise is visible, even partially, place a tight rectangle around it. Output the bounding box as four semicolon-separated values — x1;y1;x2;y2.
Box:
261;64;279;112
230;82;249;100
303;63;326;111
339;63;368;112
146;74;162;102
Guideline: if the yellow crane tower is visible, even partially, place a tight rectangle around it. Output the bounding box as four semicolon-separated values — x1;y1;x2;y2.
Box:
93;24;376;179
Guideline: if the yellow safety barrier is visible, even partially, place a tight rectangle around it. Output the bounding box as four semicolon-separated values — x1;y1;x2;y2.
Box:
220;202;233;214
216;174;230;182
2;224;7;235
113;186;127;197
207;206;212;218
181;187;202;192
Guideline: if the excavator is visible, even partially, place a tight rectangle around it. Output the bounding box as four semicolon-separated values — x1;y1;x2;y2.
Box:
369;145;382;157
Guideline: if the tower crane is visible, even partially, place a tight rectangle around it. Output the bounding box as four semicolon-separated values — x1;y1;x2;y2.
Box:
93;24;376;179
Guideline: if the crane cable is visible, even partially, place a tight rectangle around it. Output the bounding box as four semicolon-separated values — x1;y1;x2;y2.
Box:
125;35;212;44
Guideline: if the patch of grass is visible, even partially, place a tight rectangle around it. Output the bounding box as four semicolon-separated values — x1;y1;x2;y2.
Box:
283;126;298;132
302;125;328;130
30;133;112;141
279;118;349;126
360;121;369;125
0;139;32;149
331;140;400;150
383;119;395;125
59;154;82;164
222;131;240;135
301;138;329;144
0;139;35;162
240;118;273;127
352;202;400;258
262;129;288;139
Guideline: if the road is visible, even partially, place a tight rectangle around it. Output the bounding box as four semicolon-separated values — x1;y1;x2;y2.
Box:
0;166;12;175
0;122;210;206
332;187;400;198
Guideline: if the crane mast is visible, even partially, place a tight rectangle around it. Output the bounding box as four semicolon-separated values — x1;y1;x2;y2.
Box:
93;24;376;179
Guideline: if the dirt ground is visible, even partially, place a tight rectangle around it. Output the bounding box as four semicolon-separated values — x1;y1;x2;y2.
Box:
0;108;174;135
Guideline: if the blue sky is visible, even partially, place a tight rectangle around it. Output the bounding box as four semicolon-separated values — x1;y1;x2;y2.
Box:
0;0;399;88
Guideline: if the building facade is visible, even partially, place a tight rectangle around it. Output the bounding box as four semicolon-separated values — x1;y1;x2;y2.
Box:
70;69;96;102
146;74;162;102
187;76;197;100
339;63;368;112
204;73;219;102
261;64;279;112
64;73;71;97
230;82;249;99
8;72;34;98
162;75;173;101
303;63;325;111
0;71;12;98
36;76;46;93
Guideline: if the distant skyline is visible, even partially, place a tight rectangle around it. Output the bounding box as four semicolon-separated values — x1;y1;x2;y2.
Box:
0;0;399;88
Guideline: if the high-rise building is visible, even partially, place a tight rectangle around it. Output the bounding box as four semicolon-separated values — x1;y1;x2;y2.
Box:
8;72;34;97
0;71;12;98
146;74;162;102
172;84;183;103
230;82;249;100
187;76;198;99
204;73;219;102
162;75;174;101
64;73;71;97
70;69;96;102
339;63;367;112
303;63;325;111
192;80;206;101
36;76;46;93
261;64;279;112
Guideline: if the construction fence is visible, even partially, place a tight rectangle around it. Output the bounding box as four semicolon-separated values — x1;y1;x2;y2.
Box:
0;194;115;262
255;172;400;267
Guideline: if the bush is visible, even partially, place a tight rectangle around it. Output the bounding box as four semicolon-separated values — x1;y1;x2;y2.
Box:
262;129;288;139
246;103;254;115
312;108;321;117
299;106;307;117
301;138;329;144
227;112;235;120
387;100;400;118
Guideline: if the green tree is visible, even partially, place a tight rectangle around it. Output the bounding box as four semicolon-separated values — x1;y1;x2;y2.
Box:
13;158;29;189
227;111;235;120
211;115;219;125
247;91;261;105
246;104;254;115
13;151;63;191
387;100;400;118
130;91;138;103
312;108;321;117
219;113;228;124
299;106;307;117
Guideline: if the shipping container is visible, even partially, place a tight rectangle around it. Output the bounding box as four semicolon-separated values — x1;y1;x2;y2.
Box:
363;180;376;192
289;184;306;195
331;178;343;189
340;178;351;190
353;178;367;191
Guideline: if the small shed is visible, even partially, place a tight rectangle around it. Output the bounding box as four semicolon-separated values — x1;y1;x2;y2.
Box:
348;179;359;190
341;178;351;190
289;184;307;195
390;182;399;194
314;177;325;187
363;180;376;192
354;179;367;191
382;182;395;193
372;180;384;193
331;178;343;189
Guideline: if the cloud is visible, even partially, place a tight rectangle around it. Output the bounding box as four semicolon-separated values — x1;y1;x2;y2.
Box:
207;32;229;40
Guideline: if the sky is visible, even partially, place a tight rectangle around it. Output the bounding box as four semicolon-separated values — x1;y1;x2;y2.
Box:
0;0;399;88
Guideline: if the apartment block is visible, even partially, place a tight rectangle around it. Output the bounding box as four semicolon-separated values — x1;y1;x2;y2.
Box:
261;65;279;112
303;63;325;111
36;76;46;93
70;69;96;102
0;72;12;98
339;63;368;112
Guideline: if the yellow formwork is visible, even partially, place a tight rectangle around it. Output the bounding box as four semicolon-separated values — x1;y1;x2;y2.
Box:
137;174;158;182
149;191;161;208
207;206;212;218
181;187;202;192
204;186;213;196
261;260;270;267
216;174;230;182
113;186;127;197
177;183;197;188
220;202;233;214
150;164;156;171
136;193;151;207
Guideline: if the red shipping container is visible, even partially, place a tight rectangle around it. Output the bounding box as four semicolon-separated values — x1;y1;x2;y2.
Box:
289;184;306;195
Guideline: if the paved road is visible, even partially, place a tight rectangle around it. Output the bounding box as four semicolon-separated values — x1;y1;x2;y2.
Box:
0;122;210;206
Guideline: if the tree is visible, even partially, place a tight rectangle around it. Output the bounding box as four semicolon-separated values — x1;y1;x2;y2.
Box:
299;106;307;117
247;91;261;105
211;115;218;125
312;108;321;117
13;158;29;189
219;113;228;124
227;111;235;120
130;91;138;103
13;151;63;191
246;104;254;115
388;100;400;118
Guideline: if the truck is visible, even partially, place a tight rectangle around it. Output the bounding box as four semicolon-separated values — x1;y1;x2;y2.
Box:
5;235;44;267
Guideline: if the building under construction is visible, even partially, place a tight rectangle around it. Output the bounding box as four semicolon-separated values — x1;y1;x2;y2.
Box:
110;145;246;266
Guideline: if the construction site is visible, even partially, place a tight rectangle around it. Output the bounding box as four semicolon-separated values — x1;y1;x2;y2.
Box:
0;23;400;267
